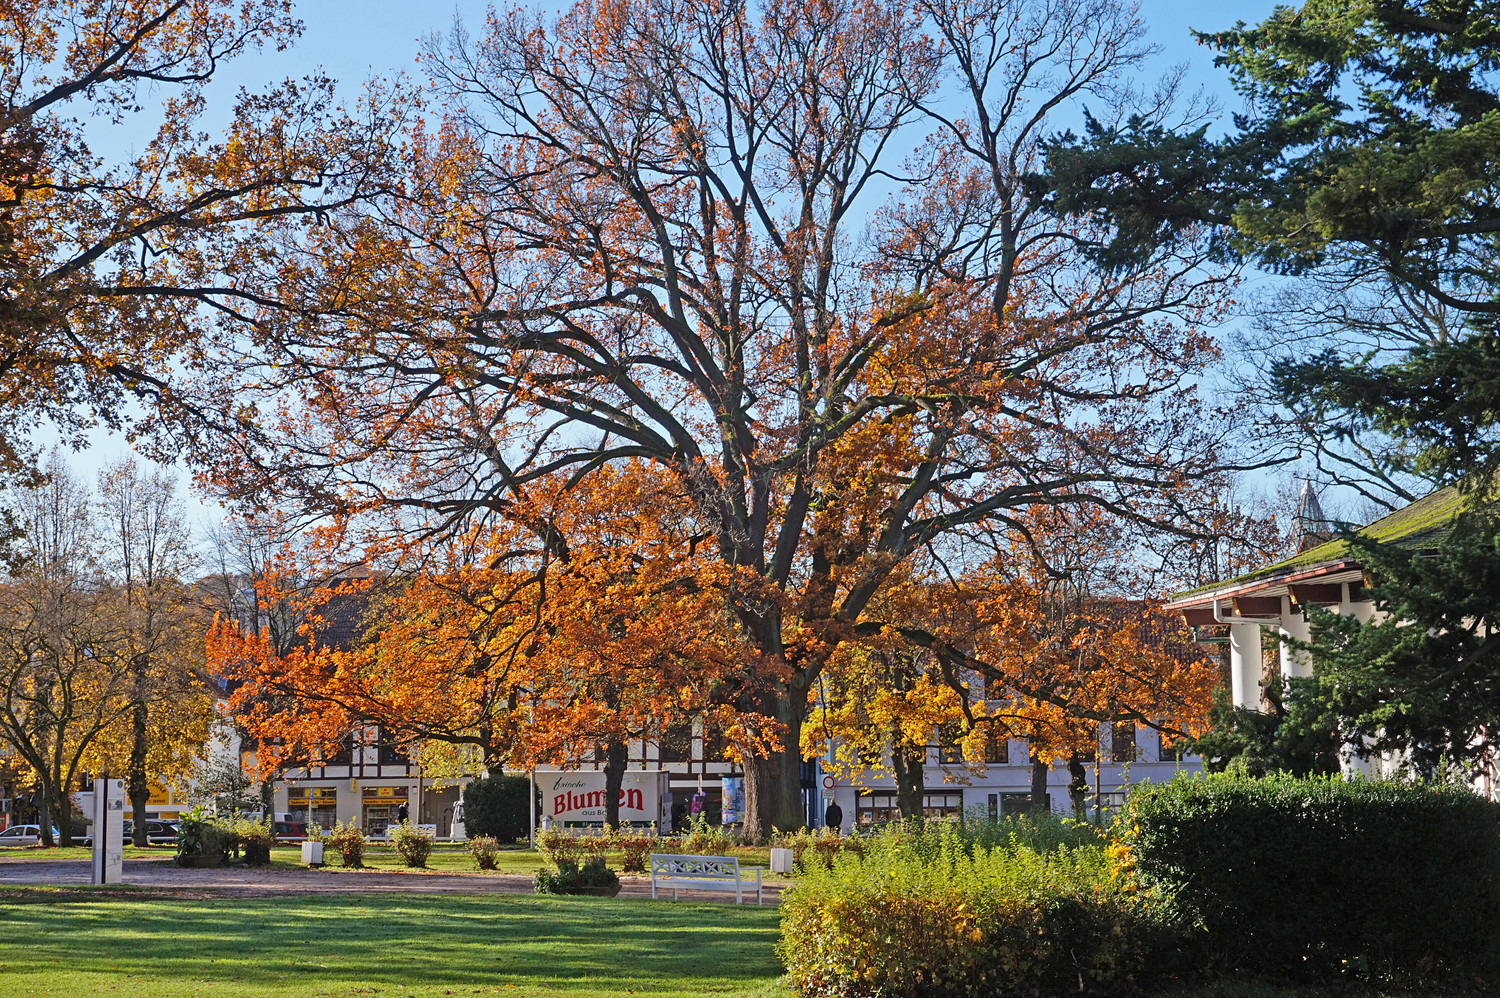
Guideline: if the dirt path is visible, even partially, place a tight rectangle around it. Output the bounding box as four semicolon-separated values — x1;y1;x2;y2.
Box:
0;856;782;904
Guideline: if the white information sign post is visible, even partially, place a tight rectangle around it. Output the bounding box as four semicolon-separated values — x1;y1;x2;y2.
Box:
90;777;125;885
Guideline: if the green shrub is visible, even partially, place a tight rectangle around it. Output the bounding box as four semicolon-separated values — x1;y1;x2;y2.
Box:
175;807;235;868
536;826;585;868
231;817;274;867
389;821;433;868
779;822;1174;997
679;812;734;854
1124;772;1500;985
533;857;620;896
467;834;500;870
772;827;864;869
326;819;365;868
461;774;534;843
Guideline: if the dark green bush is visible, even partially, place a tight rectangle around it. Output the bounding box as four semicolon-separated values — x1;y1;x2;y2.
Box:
779;822;1175;997
462;774;535;843
1124;772;1500;985
533;857;620;896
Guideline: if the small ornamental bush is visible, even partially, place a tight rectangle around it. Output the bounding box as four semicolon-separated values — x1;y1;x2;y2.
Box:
679;812;734;854
232;818;274;867
389;821;433;868
175;807;236;868
611;828;655;873
779;822;1175;998
536;826;585;868
326;819;366;868
467;834;500;870
533;856;621;896
1125;772;1500;986
772;827;863;870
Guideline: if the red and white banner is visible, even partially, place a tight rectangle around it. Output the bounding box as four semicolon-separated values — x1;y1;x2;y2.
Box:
536;770;666;824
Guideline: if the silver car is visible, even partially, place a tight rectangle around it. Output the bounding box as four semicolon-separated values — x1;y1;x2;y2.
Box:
0;824;58;845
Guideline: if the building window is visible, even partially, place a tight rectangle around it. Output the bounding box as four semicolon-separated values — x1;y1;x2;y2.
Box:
377;740;407;767
1157;730;1184;762
856;790;965;826
923;792;964;819
984;729;1009;764
326;734;355;766
935;722;965;765
990;791;1049;818
659;719;692;763
1110;722;1137;763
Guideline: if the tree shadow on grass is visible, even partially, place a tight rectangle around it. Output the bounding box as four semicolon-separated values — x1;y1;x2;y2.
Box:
0;893;787;996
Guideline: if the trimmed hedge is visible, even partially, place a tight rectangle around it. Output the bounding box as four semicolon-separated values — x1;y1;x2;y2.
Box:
1125;773;1500;985
462;774;535;843
779;822;1175;997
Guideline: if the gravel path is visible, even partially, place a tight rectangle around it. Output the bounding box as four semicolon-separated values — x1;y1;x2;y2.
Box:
0;856;782;904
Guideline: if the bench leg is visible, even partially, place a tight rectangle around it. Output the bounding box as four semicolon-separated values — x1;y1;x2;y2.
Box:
651;878;657;900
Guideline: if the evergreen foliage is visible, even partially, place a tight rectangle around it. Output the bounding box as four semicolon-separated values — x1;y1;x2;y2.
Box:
461;774;534;844
1125;773;1500;985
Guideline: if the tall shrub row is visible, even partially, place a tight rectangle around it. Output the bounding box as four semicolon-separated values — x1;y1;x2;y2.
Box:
1124;773;1500;985
780;777;1500;997
779;816;1175;998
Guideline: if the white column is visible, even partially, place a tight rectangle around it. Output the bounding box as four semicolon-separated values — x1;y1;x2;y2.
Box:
1278;597;1313;679
1228;622;1263;709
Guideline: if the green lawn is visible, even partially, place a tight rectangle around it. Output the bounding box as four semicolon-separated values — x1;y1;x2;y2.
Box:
0;891;790;997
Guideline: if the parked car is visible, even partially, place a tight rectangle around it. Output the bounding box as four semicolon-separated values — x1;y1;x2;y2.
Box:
81;820;179;847
272;820;308;842
0;824;59;846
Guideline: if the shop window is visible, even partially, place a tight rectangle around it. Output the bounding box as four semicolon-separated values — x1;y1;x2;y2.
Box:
855;790;899;827
1110;722;1137;763
922;792;964;819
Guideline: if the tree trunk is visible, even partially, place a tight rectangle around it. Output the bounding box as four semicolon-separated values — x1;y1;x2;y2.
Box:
129;698;150;846
1029;755;1050;813
37;783;54;848
601;739;628;829
892;740;926;820
1068;752;1089;819
742;685;808;842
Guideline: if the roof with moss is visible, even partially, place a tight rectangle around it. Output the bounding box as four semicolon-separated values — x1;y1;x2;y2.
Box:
1170;485;1469;601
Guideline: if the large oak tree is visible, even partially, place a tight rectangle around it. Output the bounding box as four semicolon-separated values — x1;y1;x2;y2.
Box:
200;0;1254;836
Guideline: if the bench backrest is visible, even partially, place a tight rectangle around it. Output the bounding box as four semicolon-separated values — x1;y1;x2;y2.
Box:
649;853;740;878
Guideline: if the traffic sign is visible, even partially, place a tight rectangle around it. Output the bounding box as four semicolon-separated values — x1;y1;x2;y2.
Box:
820;774;836;791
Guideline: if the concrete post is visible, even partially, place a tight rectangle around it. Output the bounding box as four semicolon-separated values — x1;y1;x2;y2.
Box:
1228;622;1263;709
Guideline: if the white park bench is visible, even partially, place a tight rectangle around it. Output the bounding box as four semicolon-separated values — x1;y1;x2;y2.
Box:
648;853;764;905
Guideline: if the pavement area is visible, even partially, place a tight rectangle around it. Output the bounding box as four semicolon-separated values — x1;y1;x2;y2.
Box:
0;855;783;904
